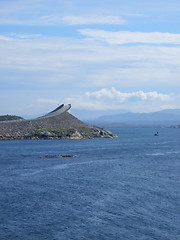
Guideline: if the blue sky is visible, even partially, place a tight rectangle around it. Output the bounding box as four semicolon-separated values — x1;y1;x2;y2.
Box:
0;0;180;118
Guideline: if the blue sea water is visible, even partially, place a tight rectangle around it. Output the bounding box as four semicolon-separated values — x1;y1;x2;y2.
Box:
0;128;180;240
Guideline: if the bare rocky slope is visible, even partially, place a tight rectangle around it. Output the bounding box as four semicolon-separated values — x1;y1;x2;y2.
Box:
0;107;116;140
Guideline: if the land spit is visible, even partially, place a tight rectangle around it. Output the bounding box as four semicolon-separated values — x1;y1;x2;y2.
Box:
0;105;116;140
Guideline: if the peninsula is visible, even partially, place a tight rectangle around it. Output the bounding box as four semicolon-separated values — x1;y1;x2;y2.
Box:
0;104;116;140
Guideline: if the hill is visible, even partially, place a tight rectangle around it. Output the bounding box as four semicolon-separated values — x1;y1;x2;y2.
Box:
0;115;23;122
0;104;116;140
86;109;180;127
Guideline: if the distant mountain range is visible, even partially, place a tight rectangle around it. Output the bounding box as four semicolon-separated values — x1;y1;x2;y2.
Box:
86;109;180;127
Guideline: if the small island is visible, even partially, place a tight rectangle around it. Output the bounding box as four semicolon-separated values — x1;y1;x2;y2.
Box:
0;104;116;140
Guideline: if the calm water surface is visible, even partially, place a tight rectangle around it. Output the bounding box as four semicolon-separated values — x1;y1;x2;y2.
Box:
0;128;180;240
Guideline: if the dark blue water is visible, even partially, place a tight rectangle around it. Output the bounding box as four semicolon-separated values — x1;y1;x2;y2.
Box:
0;128;180;240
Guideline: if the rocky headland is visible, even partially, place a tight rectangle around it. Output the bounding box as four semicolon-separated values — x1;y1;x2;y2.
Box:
0;104;116;140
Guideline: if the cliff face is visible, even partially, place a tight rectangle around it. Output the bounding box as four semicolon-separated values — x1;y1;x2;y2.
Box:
0;108;116;140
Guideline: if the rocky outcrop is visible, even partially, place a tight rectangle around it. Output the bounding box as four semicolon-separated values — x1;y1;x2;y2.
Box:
0;107;116;140
32;127;115;140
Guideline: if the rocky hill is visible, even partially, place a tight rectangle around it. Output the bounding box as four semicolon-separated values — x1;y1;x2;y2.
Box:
0;104;116;140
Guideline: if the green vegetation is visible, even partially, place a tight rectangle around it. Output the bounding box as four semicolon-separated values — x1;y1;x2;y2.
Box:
80;127;90;131
47;128;74;132
0;115;23;121
35;128;75;133
35;129;42;133
34;127;92;134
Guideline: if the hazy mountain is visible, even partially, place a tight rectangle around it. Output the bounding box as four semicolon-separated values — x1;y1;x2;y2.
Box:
86;109;180;127
71;109;129;120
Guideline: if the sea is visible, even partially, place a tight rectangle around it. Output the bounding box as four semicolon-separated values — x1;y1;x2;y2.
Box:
0;128;180;240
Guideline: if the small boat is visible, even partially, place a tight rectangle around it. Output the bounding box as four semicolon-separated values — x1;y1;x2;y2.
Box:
154;131;159;136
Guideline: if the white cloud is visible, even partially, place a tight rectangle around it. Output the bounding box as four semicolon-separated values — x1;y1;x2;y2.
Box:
0;34;180;90
0;15;63;26
63;15;126;25
64;88;175;113
78;30;180;45
85;88;172;102
9;33;41;39
0;35;13;41
0;1;127;26
0;1;180;116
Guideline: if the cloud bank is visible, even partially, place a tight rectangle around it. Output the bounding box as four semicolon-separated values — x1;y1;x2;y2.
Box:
86;88;171;102
1;0;180;116
78;30;180;45
63;88;176;113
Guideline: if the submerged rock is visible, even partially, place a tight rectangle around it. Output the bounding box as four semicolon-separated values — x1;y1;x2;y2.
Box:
42;154;77;158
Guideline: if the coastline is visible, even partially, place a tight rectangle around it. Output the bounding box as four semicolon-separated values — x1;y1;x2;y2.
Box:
0;126;116;140
0;109;116;140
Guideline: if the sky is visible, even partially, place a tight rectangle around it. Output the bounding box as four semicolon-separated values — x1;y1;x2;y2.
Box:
0;0;180;118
